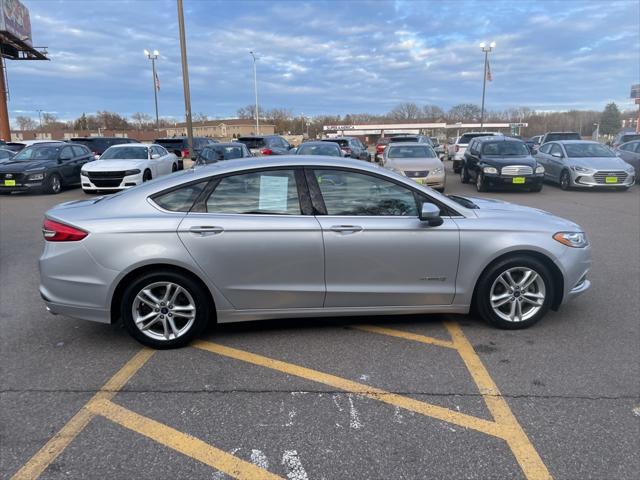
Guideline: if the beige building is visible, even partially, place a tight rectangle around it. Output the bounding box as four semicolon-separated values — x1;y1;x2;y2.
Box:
164;119;275;139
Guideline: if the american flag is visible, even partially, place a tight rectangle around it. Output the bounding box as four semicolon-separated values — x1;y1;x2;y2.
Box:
155;72;160;91
486;61;492;82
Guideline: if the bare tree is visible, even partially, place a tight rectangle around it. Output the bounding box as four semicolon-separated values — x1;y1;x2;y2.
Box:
447;103;482;122
131;112;153;130
14;115;38;131
422;105;445;121
388;102;421;120
193;112;209;123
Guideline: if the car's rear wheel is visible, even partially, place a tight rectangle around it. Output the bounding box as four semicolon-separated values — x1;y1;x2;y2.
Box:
172;163;177;172
121;271;210;348
559;170;571;190
475;256;553;329
45;173;62;194
143;169;152;182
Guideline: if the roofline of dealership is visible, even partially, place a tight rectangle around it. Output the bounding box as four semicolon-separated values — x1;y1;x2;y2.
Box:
323;122;527;133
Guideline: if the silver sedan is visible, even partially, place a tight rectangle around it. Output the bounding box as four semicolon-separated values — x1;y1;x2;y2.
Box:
40;157;591;348
535;140;635;190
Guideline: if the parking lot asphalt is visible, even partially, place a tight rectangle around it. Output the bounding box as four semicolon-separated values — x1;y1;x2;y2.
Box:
1;164;639;480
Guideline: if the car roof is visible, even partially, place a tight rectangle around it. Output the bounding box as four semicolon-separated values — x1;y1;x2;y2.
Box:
323;136;355;140
555;140;598;144
387;142;431;146
474;136;524;143
70;136;127;140
205;142;245;147
300;141;338;145
108;143;150;149
13;140;65;146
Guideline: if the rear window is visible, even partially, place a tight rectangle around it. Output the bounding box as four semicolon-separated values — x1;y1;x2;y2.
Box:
545;133;581;142
155;139;186;148
322;139;349;147
459;133;494;144
389;137;418;143
297;143;341;156
621;134;640;143
70;138;111;152
237;138;267;149
152;181;208;212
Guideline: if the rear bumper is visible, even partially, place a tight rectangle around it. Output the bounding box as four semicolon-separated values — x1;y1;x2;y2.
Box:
42;296;111;323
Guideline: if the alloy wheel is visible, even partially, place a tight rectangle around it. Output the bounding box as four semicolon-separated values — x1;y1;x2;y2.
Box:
560;171;570;190
51;175;61;193
131;281;196;341
489;267;546;323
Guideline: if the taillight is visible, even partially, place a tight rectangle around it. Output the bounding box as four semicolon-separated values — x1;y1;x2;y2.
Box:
341;147;351;154
376;145;386;153
261;148;273;155
42;219;88;242
182;149;189;158
455;145;459;152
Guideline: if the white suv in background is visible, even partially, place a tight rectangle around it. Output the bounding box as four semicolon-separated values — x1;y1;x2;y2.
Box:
449;132;503;173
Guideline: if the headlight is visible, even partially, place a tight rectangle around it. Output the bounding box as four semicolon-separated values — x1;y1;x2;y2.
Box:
124;169;141;176
80;170;88;177
553;231;589;248
27;173;44;181
483;166;498;174
625;165;635;174
570;165;591;173
431;167;443;175
535;165;545;174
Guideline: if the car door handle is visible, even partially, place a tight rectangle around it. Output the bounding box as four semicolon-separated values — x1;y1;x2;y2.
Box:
330;225;363;233
188;226;224;235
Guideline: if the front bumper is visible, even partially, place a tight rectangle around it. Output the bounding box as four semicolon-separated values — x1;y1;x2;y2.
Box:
0;181;44;192
483;173;545;188
558;243;592;304
570;171;635;188
81;172;144;191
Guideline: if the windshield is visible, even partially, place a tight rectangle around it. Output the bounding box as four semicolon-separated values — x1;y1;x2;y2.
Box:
237;138;266;149
387;145;435;158
100;147;149;160
12;145;62;161
621;134;640;143
482;141;530;156
545;133;581;142
564;143;615;158
297;144;341;156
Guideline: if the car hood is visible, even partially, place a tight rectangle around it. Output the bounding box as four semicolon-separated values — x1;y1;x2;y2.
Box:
386;158;443;171
459;196;581;229
480;155;537;166
566;156;630;170
82;159;148;171
0;159;54;172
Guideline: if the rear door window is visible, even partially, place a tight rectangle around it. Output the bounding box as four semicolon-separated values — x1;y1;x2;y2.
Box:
238;138;267;149
206;170;301;215
71;145;87;157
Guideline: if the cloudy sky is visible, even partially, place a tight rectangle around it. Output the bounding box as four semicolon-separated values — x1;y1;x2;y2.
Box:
8;0;640;123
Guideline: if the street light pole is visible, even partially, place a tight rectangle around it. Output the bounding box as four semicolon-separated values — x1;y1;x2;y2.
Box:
249;51;260;135
479;41;495;129
176;0;194;160
144;49;160;131
37;109;43;130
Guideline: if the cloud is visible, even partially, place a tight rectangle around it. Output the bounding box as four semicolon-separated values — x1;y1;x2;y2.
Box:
7;0;640;124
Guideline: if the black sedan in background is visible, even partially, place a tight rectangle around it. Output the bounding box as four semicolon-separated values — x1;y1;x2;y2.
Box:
321;137;370;161
295;141;343;156
0;142;93;194
461;137;545;192
195;142;252;164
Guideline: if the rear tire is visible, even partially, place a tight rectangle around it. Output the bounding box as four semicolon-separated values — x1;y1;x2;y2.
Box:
44;173;62;194
172;163;177;172
121;271;211;349
475;255;553;330
143;169;152;182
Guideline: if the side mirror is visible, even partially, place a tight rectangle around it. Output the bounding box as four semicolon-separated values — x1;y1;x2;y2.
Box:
419;202;443;226
151;153;161;159
551;152;563;159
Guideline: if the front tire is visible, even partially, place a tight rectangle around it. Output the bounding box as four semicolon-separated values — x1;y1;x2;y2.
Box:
476;172;487;192
475;255;553;329
559;170;571;190
143;169;152;182
172;163;178;172
45;173;62;194
461;165;470;184
121;271;211;349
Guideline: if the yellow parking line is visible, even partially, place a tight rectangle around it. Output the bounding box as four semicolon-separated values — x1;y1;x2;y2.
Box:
192;340;502;437
444;322;552;480
354;325;456;349
88;399;283;480
11;348;155;480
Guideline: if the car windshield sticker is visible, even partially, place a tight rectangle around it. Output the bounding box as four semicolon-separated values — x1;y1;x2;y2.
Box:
259;175;289;211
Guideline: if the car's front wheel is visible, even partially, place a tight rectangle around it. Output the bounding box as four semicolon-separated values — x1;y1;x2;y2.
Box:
559;170;571;190
461;165;470;183
121;271;211;348
476;172;487;192
475;256;553;329
44;173;63;194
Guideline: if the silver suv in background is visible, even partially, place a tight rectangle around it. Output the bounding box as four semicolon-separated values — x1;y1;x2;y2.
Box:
540;132;581;145
449;132;503;173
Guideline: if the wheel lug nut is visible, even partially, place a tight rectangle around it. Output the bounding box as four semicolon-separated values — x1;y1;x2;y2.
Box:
168;313;173;317
159;315;164;319
155;308;159;312
160;302;165;306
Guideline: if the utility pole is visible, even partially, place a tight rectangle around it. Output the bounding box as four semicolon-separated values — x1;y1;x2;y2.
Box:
479;42;495;129
37;109;43;130
249;51;260;135
144;50;160;131
177;0;194;160
0;58;9;141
